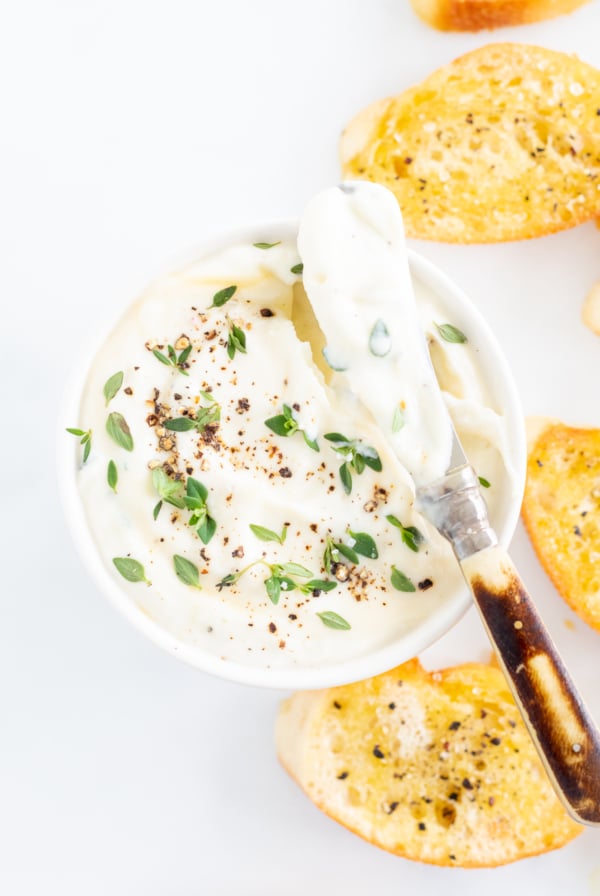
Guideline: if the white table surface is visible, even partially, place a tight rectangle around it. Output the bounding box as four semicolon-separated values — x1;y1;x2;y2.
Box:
3;1;600;893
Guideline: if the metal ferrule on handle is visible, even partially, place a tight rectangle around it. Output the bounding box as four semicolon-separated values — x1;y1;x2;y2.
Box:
417;465;497;560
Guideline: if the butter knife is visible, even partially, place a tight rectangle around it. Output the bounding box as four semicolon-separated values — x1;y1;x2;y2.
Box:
417;432;600;826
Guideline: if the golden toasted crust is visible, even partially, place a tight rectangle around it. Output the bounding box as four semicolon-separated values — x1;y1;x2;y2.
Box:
340;43;600;243
276;659;581;867
522;421;600;631
409;0;591;32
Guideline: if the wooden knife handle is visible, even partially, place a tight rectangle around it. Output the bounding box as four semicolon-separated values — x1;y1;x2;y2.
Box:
461;543;600;826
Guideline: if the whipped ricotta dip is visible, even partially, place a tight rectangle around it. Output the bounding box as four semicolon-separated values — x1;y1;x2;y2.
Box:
72;183;513;672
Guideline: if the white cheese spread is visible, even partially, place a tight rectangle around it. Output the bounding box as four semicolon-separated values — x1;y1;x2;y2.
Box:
73;184;512;672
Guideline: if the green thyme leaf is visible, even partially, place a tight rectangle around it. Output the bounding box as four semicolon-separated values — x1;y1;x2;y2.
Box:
369;319;391;357
291;262;303;275
210;285;237;308
249;523;286;545
391;566;416;592
317;611;351;631
66;427;86;436
82;439;92;463
253;241;281;250
302;431;320;452
280;562;313;578
339;462;353;494
323;538;334;574
103;371;124;406
265;414;292;437
279;576;297;593
187;477;208;503
107;460;118;493
265;575;281;604
435;322;467;344
106;412;134;451
324;432;350;444
334;542;359;565
402;526;423;552
347;530;378;560
353;452;366;475
197;514;216;545
392;406;405;433
173;555;202;589
227;319;247;359
356;444;382;471
112;557;149;584
153;500;163;520
478;476;491;489
301;579;337;594
178;344;193;365
164;416;197;432
152;349;171;367
165;394;221;433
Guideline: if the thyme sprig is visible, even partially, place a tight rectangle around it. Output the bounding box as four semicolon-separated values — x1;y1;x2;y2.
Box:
66;427;92;463
323;531;378;572
226;315;247;360
151;467;185;519
150;471;216;543
164;391;220;433
217;558;336;605
183;477;217;544
265;403;319;452
386;515;424;552
324;433;382;494
152;342;192;375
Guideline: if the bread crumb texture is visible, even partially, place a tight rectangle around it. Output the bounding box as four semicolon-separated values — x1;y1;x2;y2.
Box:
409;0;591;33
341;44;600;243
276;658;581;867
522;420;600;631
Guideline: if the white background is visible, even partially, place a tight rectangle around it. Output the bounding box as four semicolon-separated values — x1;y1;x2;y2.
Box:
3;1;600;893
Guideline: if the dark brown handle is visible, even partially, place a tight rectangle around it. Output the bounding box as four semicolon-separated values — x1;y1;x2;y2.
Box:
461;544;600;826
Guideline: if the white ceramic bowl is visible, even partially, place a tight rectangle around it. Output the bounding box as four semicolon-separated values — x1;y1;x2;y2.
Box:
58;220;526;689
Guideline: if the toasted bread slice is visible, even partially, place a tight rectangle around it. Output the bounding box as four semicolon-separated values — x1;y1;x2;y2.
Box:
276;659;580;867
522;420;600;631
582;281;600;336
340;44;600;243
410;0;590;32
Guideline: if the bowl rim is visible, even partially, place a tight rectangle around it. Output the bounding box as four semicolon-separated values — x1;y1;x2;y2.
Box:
57;219;527;690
